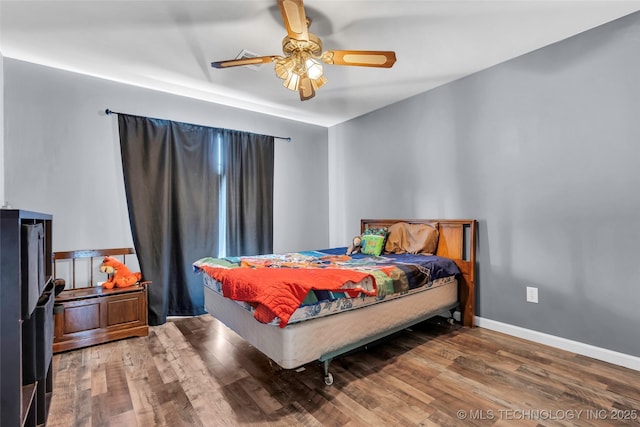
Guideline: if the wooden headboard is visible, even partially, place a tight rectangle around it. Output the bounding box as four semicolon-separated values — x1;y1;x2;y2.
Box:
361;219;477;327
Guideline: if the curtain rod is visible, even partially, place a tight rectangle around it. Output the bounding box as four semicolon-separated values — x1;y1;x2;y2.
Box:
104;109;291;142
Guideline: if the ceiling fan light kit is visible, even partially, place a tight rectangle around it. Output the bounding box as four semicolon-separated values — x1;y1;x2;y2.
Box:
210;0;397;101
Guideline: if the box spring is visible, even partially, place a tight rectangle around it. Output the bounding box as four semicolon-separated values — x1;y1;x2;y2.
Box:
204;279;458;370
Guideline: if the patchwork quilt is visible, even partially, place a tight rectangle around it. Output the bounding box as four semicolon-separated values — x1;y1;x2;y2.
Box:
193;248;460;327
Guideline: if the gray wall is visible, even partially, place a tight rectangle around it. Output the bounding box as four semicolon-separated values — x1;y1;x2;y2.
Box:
0;0;4;205
329;12;640;356
0;49;4;205
3;59;329;254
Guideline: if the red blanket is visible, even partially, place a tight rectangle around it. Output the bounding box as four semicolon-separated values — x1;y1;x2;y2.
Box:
199;266;376;327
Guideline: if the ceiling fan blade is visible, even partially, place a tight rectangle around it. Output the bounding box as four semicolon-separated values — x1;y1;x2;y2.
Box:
211;56;280;69
278;0;309;41
321;50;397;68
298;75;316;101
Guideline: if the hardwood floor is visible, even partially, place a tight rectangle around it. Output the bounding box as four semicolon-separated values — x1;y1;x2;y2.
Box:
47;315;640;426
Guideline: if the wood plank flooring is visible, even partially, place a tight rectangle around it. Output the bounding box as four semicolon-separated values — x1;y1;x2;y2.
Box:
47;315;640;426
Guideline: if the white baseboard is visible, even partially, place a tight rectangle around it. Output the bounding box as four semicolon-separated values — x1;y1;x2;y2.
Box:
475;316;640;372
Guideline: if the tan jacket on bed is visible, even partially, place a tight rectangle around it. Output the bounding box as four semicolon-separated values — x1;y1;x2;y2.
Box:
384;222;439;255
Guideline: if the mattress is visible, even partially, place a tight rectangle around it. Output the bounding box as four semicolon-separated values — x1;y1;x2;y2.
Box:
201;272;457;325
194;248;461;327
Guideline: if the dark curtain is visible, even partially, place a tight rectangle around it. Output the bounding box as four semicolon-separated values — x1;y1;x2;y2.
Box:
117;114;274;325
223;130;274;256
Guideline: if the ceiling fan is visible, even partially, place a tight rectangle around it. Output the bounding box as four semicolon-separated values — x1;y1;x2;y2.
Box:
211;0;397;101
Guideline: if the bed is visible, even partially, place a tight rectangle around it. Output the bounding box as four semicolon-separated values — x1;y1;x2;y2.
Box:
194;219;476;385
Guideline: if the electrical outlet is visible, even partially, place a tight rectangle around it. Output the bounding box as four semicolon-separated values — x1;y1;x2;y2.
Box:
526;286;539;303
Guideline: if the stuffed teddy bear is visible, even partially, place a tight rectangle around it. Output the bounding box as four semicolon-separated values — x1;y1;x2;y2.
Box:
99;256;143;289
346;235;362;256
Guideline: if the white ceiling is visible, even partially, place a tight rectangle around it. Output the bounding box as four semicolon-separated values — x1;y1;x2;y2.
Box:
2;1;640;127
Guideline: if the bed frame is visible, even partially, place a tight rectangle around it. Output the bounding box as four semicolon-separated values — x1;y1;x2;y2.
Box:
203;219;476;385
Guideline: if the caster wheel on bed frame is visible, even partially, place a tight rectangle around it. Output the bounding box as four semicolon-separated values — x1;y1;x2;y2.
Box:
324;373;334;386
447;317;455;325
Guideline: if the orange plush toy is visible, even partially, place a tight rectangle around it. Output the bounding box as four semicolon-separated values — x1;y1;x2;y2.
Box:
99;256;142;289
